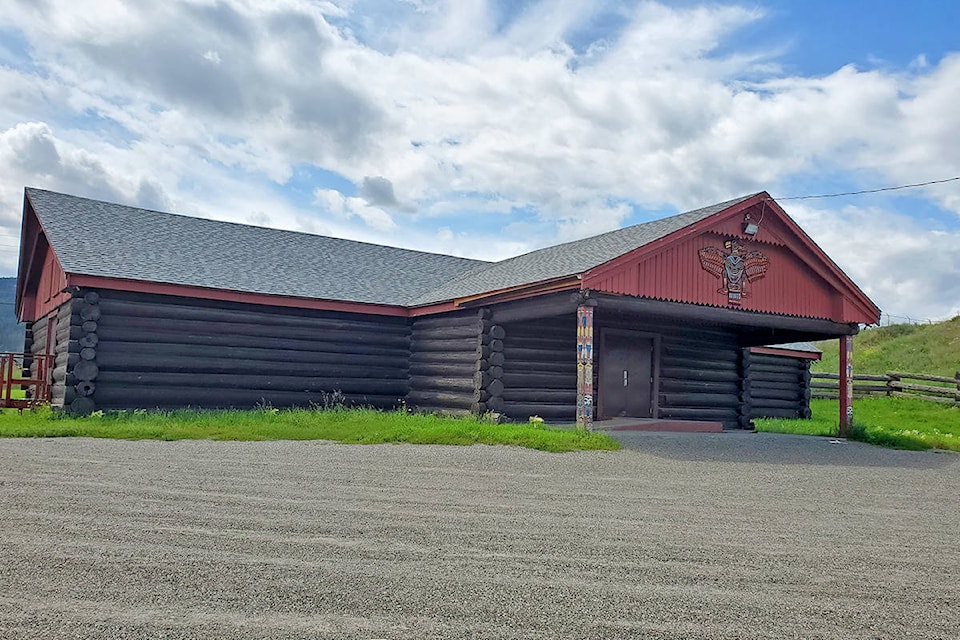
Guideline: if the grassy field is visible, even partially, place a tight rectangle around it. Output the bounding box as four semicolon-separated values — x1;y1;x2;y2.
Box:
756;397;960;451
814;316;960;376
0;406;620;453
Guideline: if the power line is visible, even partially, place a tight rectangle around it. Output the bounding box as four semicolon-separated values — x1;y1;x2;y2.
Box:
771;175;960;201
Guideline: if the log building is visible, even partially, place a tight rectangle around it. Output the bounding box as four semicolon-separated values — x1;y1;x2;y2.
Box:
15;188;879;428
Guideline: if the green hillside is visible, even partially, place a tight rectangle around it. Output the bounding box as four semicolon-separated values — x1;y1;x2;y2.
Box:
813;316;960;378
0;277;24;352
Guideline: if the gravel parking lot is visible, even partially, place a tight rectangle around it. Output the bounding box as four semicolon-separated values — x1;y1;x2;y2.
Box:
1;434;958;639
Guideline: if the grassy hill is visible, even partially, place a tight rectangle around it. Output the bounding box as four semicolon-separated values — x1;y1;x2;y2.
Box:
0;277;24;352
813;316;960;378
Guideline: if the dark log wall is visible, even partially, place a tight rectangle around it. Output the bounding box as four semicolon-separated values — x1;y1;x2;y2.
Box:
25;292;92;413
499;315;577;422
407;310;502;416
496;311;746;428
79;289;410;412
600;314;745;429
744;352;812;419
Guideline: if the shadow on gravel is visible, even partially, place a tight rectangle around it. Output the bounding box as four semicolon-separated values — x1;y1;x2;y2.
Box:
609;430;959;469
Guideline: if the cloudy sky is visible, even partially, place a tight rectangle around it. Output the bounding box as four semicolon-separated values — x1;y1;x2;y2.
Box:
1;0;958;322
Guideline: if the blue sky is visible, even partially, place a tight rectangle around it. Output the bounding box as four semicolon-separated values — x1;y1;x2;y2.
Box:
0;0;957;321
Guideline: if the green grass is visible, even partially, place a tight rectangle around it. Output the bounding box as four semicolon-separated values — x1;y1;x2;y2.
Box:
756;397;960;451
814;316;960;377
0;406;620;453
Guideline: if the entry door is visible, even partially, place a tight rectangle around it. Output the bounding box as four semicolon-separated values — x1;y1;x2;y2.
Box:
599;332;654;419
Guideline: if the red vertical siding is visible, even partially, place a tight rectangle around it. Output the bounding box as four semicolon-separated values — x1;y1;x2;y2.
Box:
584;213;862;322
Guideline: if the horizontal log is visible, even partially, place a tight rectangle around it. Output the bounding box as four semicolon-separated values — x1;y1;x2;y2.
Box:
409;364;475;380
889;381;960;397
51;366;78;386
749;378;806;392
500;403;575;421
660;367;740;383
887;371;959;385
98;328;407;357
410;337;481;353
502;372;575;389
409;376;476;393
659;393;740;408
811;372;840;380
502;388;576;403
78;333;99;348
811;382;840;390
488;365;503;379
489;352;505;367
660;346;739;364
502;347;570;362
410;351;477;366
890;391;959;404
96;341;409;367
55;352;81;368
95;353;406;379
97;297;410;333
97;316;411;348
657;407;739;421
79;305;101;321
92;385;401;410
490;296;578;324
485;396;505;412
411;314;484;331
504;360;576;375
748;363;804;376
486;379;504;397
411;324;483;341
751;398;805;411
74;361;99;381
406;390;475;410
95;371;409;395
82;291;100;305
658;379;740;394
56;326;83;342
80;348;96;361
659;356;739;372
749;387;802;402
488;325;506;340
56;302;76;320
80;320;98;333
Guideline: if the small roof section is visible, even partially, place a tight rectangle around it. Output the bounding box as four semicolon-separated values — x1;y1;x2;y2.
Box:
24;188;485;307
409;194;757;305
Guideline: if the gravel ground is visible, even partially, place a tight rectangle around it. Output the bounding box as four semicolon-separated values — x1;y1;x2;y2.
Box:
0;434;958;639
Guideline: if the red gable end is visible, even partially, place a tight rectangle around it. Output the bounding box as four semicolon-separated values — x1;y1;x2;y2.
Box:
582;193;880;325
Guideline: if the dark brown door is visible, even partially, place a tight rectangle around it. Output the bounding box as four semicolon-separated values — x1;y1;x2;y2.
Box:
599;332;653;419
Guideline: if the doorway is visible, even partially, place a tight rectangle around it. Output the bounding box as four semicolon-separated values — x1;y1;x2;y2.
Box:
599;330;657;419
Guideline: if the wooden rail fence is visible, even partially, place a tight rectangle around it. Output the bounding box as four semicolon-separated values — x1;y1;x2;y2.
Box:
811;370;960;404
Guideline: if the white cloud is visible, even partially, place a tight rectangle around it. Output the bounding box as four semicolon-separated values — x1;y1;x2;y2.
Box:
789;203;960;322
0;0;957;321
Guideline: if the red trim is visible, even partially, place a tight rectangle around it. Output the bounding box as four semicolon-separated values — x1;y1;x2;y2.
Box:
66;274;411;317
750;346;822;360
408;302;461;317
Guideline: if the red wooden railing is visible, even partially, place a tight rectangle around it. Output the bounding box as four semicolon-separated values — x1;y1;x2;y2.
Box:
0;353;54;410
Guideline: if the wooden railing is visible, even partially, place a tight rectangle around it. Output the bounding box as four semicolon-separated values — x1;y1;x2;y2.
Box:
811;370;960;404
0;353;54;410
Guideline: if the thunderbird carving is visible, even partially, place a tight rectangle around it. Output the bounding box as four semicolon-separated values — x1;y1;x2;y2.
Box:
698;239;768;305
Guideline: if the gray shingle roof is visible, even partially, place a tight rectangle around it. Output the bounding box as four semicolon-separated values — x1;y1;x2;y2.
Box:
408;194;757;305
760;342;823;354
26;188;485;306
27;188;757;308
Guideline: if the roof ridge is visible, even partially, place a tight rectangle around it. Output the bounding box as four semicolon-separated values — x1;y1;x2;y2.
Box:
24;187;489;265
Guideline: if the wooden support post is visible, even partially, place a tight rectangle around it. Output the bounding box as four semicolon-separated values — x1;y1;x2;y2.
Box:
576;304;595;430
839;335;854;436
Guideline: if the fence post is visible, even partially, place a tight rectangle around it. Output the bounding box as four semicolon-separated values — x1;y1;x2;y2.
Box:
839;336;854;436
956;371;959;405
886;372;898;397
